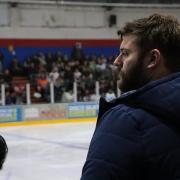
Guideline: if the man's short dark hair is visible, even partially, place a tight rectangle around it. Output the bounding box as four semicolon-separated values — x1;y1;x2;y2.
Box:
118;13;180;72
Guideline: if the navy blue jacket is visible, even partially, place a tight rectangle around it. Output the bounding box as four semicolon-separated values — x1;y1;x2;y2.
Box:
81;73;180;180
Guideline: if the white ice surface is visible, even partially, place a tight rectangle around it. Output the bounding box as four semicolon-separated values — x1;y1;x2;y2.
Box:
0;122;96;180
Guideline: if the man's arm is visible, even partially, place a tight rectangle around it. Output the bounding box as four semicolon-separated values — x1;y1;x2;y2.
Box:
80;106;143;180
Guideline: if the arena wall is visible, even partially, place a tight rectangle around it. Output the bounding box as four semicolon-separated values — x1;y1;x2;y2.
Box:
1;3;179;67
0;3;180;39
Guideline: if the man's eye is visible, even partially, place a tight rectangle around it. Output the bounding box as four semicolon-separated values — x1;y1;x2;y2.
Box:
121;51;129;57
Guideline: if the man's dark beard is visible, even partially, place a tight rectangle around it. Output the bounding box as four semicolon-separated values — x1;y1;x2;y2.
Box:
119;55;149;93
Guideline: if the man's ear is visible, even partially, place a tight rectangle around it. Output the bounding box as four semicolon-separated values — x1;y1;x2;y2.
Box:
147;49;161;69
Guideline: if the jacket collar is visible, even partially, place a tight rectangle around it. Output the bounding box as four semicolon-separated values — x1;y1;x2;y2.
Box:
97;72;180;127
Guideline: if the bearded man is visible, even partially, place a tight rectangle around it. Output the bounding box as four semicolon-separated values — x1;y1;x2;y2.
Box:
80;13;180;180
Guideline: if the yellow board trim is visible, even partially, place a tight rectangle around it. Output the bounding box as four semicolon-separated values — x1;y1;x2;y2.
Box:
0;118;97;127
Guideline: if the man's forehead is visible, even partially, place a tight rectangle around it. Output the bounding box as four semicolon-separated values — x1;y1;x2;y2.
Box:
120;34;139;49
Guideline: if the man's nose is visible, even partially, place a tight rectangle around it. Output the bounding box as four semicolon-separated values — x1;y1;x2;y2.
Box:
114;55;123;68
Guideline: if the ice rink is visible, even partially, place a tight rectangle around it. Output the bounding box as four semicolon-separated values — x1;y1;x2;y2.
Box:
0;122;96;180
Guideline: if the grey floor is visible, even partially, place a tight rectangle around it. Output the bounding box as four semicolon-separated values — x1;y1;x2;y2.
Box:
0;122;96;180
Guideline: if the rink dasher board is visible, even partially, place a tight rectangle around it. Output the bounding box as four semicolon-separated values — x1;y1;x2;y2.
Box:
0;102;99;126
0;117;97;127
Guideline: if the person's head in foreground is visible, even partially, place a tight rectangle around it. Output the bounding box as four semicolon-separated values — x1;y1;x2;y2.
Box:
115;13;180;93
80;13;180;180
0;135;8;170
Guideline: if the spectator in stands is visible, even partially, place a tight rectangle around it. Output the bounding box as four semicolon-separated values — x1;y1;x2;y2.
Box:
81;13;180;180
89;90;99;102
3;69;12;87
89;59;97;74
96;56;106;71
63;64;74;91
0;50;4;75
38;52;47;67
10;57;24;76
0;135;8;170
5;86;16;105
13;81;26;104
105;88;116;101
61;88;73;103
45;52;54;72
54;75;64;102
74;68;82;82
23;57;36;82
48;67;59;84
83;89;91;102
71;42;85;62
84;73;95;93
35;73;49;100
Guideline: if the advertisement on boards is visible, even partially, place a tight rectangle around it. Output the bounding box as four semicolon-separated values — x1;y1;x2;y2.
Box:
68;103;98;118
0;107;22;123
24;104;67;121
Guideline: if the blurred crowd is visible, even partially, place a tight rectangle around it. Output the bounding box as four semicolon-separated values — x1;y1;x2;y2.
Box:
0;44;119;105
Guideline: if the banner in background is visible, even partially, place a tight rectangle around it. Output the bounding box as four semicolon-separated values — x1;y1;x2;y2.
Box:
68;103;98;118
0;102;99;124
0;107;22;122
24;104;67;121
